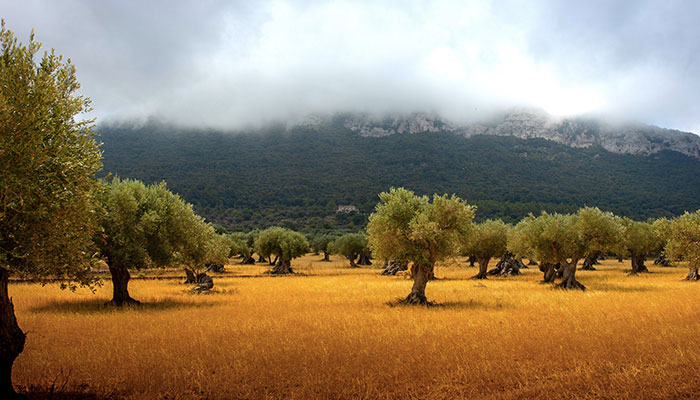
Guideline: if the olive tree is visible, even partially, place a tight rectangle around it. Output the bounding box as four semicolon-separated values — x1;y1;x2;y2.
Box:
177;214;229;283
619;217;663;275
227;232;256;264
508;207;621;290
460;219;508;279
664;210;700;281
311;234;336;262
330;233;369;268
254;227;309;274
0;22;102;398
96;178;210;305
367;188;474;305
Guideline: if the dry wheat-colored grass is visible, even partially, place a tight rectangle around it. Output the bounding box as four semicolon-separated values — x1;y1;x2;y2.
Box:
10;255;700;399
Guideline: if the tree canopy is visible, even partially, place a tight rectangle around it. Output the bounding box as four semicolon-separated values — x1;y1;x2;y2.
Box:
254;227;309;274
664;210;700;281
367;187;474;304
461;219;508;279
330;233;368;267
0;21;103;398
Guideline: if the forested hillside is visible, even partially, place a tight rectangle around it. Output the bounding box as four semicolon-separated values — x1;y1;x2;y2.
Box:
99;117;700;232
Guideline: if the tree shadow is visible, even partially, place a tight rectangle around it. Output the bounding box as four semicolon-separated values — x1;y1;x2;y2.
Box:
28;298;213;315
386;298;509;310
20;384;125;400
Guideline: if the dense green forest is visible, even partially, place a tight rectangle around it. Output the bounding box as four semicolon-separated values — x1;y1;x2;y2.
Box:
99;116;700;233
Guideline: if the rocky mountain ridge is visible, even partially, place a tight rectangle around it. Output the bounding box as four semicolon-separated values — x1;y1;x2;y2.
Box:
332;111;700;159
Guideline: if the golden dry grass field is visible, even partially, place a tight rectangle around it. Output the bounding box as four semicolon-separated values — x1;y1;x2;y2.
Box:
9;255;700;399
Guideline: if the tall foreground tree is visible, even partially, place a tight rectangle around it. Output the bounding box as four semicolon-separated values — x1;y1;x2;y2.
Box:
461;219;508;279
367;188;474;305
0;22;102;398
664;210;700;281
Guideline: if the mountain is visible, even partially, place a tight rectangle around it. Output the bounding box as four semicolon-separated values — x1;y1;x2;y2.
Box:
333;110;700;159
98;113;700;233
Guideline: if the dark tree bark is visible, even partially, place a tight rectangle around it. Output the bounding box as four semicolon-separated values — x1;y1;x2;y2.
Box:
0;268;26;399
348;256;358;268
357;254;372;265
257;255;267;263
184;268;197;283
467;255;476;267
241;256;256;264
381;260;408;276
270;255;279;266
472;258;490;279
192;273;214;293
685;267;699;281
629;254;649;275
401;264;433;305
205;264;225;273
528;259;538;266
488;253;523;277
268;257;293;274
322;251;330;262
581;254;597;271
539;262;559;283
617;255;623;263
107;265;140;306
557;260;586;290
653;254;670;267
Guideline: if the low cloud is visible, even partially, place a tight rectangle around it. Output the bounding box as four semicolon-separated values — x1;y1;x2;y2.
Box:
3;0;699;132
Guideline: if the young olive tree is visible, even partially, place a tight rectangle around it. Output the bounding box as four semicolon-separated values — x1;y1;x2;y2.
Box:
619;217;663;275
330;233;369;268
508;207;621;290
367;188;474;305
460;219;508;279
254;227;309;274
0;22;103;398
664;210;700;281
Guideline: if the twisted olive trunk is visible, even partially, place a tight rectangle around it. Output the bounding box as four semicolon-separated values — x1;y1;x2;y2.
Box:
269;257;293;274
402;264;433;305
348;255;358;268
322;251;330;262
540;262;558;283
107;265;140;306
630;254;649;275
557;260;585;290
685;266;699;281
472;257;490;279
0;268;26;399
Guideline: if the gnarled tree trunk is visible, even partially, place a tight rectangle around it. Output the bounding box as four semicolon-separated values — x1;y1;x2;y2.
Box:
557;260;585;290
241;256;256;264
581;253;598;271
322;251;330;262
184;268;197;283
0;268;26;399
685;266;699;281
348;256;358;268
472;257;489;279
539;262;559;283
629;254;649;275
467;255;476;267
402;263;433;305
381;260;408;276
107;265;140;306
357;254;372;265
269;257;293;274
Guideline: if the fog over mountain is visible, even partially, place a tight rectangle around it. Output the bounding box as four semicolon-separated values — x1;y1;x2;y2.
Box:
2;0;700;133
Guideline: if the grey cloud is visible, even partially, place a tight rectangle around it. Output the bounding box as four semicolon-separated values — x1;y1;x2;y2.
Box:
1;0;699;133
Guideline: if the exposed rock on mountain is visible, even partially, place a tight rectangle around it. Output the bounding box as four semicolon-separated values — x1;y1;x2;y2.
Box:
338;111;700;159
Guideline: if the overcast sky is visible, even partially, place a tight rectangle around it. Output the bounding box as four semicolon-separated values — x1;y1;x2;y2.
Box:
2;0;699;132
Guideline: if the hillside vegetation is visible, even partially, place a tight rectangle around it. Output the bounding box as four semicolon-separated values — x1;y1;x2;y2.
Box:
99;118;700;232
